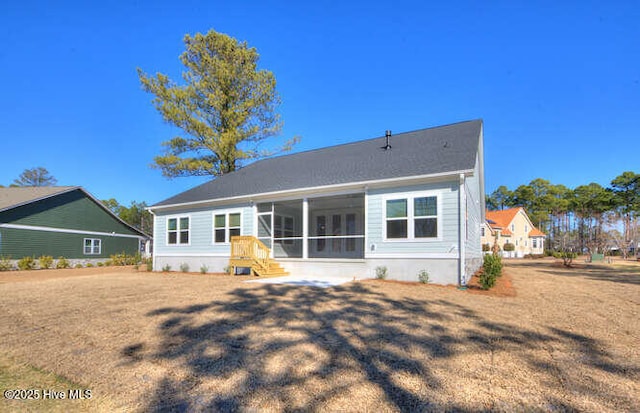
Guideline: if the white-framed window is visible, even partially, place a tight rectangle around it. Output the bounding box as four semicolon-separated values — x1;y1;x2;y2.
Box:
511;224;515;232
167;216;190;245
84;238;101;255
481;227;485;237
532;239;538;248
213;211;242;244
525;224;529;233
383;192;440;241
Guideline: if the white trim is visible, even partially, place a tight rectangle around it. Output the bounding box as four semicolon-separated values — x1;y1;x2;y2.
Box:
149;169;474;211
0;223;145;239
302;198;309;259
165;214;191;246
155;252;229;257
458;173;466;285
365;252;459;259
381;190;443;242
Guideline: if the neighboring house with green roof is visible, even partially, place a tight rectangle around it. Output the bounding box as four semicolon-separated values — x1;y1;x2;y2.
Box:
0;186;148;260
149;119;486;285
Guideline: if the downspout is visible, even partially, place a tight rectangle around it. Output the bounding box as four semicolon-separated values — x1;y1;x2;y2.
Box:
459;173;466;286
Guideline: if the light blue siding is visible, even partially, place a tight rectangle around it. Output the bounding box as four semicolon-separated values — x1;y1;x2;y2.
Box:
154;203;253;255
463;143;484;281
366;181;460;256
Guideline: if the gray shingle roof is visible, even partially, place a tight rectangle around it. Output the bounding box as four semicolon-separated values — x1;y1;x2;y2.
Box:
0;186;78;212
153;119;482;207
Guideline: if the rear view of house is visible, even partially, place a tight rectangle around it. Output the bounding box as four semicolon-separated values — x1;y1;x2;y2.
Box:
0;186;148;260
149;120;486;285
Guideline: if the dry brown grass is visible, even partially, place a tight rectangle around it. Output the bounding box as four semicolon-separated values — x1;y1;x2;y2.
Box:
0;260;638;412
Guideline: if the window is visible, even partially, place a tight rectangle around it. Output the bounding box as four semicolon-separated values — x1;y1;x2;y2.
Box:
385;194;438;240
213;212;241;244
511;224;515;232
525;224;529;233
481;227;485;237
167;216;189;245
532;239;538;248
84;238;101;255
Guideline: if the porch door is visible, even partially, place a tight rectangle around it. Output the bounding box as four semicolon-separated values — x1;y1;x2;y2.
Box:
313;211;359;257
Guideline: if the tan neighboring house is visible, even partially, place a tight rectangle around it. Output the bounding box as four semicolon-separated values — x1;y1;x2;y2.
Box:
481;207;546;257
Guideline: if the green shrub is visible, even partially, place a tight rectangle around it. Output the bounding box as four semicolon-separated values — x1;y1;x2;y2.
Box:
417;269;430;284
97;261;104;267
223;265;232;274
200;265;208;274
38;255;54;269
146;260;153;272
18;256;36;271
86;262;94;268
375;266;388;280
180;263;189;273
479;254;503;290
75;263;83;269
0;256;13;271
503;242;515;252
162;264;171;272
56;257;70;269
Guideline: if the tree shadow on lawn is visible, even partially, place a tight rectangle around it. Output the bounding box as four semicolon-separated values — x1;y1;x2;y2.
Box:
127;282;638;412
509;260;640;286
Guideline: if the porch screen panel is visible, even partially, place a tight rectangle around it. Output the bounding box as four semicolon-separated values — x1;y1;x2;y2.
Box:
308;194;364;259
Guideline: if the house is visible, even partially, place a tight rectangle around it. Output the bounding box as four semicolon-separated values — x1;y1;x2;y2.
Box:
481;207;546;257
0;186;148;261
149;119;485;285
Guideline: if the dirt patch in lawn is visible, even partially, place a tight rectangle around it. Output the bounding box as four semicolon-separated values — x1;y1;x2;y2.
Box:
0;263;638;412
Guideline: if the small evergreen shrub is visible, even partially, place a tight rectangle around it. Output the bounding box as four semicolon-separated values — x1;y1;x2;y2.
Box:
162;264;171;272
38;255;54;269
417;269;430;284
146;260;153;271
86;262;94;268
0;256;13;271
479;254;503;290
375;266;388;280
74;263;84;269
503;242;515;252
56;257;70;269
223;265;232;274
97;261;104;267
180;263;189;273
18;256;36;271
200;265;208;274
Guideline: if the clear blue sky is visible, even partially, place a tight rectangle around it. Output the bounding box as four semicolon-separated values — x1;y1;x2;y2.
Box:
1;1;638;205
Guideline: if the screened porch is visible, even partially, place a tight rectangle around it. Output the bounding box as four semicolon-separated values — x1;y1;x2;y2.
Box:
256;193;365;259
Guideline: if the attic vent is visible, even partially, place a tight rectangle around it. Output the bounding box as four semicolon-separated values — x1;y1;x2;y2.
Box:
382;130;392;150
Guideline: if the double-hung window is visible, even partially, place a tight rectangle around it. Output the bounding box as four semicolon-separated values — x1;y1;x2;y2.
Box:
84;238;101;255
214;212;241;244
385;194;439;240
167;216;190;245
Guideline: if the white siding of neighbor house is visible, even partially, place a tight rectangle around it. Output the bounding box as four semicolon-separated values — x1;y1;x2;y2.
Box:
365;181;460;257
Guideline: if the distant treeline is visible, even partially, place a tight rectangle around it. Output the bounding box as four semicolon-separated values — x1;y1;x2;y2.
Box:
486;171;639;256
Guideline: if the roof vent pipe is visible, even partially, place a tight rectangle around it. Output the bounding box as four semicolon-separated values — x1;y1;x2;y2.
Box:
382;130;392;150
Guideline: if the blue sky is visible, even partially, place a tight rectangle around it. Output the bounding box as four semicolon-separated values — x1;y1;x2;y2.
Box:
1;1;638;205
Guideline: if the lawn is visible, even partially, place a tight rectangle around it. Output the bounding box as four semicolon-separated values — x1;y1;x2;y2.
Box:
0;260;638;412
